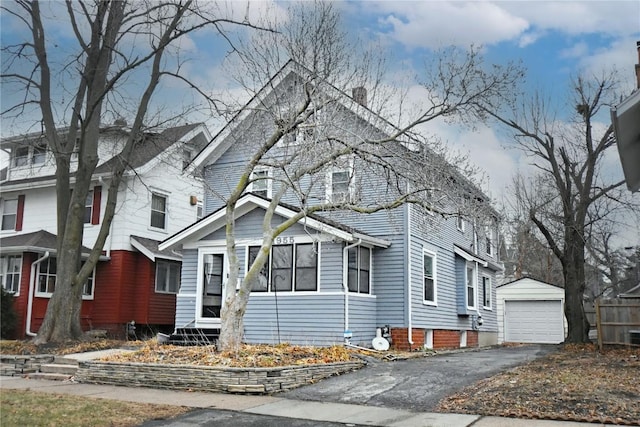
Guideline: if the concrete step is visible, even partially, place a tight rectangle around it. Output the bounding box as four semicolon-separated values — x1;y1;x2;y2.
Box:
28;372;74;381
39;363;78;375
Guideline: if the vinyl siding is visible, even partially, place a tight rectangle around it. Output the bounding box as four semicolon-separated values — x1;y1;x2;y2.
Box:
244;294;345;345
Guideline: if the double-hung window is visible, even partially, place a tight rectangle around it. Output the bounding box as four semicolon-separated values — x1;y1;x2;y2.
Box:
247;242;318;292
150;193;167;230
1;199;18;231
456;217;465;232
36;257;94;298
84;191;94;224
482;275;492;309
0;255;22;294
423;250;436;304
250;168;271;198
327;157;355;204
32;143;47;165
485;226;494;256
347;246;371;294
156;260;181;294
466;263;477;309
13;146;29;167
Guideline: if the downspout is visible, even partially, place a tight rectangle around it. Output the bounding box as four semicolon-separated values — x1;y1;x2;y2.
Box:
406;201;413;347
342;238;362;343
26;251;50;337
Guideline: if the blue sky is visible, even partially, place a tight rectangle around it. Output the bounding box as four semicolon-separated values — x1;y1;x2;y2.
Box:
2;1;639;242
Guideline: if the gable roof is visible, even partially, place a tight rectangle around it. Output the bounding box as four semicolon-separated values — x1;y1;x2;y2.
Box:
130;235;182;262
498;276;564;289
0;230;104;259
159;193;391;251
187;60;405;172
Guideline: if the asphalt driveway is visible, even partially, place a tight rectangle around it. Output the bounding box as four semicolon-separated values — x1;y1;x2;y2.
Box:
281;344;559;411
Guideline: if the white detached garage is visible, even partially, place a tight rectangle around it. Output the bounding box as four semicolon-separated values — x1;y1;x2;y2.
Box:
497;278;567;344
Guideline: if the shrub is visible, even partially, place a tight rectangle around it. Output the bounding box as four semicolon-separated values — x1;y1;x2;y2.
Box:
1;287;17;339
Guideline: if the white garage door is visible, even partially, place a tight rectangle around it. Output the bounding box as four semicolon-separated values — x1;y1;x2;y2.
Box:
504;300;564;344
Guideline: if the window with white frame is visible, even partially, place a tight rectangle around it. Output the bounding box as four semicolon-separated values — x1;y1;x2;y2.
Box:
247;242;318;292
250;168;271;198
482;275;491;309
466;263;477;309
32;143;47;165
456;216;465;232
485;226;494;256
84;191;94;224
347;245;371;294
12;144;47;166
155;260;180;293
295;125;315;145
1;199;18;231
13;146;29;167
36;258;94;298
0;255;22;294
327;161;355;204
150;193;167;229
196;201;203;220
423;250;436;304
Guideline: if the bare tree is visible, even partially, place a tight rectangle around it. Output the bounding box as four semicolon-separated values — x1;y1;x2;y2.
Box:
0;0;255;343
199;2;524;351
484;72;639;343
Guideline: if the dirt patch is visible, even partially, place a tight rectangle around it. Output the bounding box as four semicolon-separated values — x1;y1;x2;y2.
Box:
436;344;640;425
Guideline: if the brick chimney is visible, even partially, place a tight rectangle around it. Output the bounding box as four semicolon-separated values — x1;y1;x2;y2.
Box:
636;40;640;89
352;86;367;107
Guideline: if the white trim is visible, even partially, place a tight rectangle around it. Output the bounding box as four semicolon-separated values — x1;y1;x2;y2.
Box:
196;246;227;325
149;190;169;232
465;262;478;310
0;254;22;296
454;245;488;267
249;167;273;199
159;194;391;251
422;248;437;306
456;216;465;232
481;274;492;310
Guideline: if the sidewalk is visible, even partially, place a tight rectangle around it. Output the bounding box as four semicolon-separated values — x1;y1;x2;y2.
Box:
0;375;612;427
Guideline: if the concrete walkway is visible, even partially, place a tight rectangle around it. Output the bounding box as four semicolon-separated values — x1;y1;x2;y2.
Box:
0;375;613;427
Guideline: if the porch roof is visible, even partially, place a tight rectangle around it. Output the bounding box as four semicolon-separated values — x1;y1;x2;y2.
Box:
159;193;391;251
130;235;182;262
0;229;106;260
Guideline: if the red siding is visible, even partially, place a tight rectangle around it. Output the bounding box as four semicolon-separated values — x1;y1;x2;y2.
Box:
10;250;176;339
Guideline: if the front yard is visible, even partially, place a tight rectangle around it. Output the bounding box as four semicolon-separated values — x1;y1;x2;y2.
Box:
2;339;638;424
437;344;640;425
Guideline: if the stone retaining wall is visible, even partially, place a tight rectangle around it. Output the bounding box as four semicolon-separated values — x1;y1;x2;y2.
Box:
76;360;364;394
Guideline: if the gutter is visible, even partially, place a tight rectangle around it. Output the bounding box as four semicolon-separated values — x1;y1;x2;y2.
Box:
342;238;362;343
26;251;50;337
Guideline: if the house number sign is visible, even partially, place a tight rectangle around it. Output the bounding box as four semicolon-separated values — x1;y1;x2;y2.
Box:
274;236;295;244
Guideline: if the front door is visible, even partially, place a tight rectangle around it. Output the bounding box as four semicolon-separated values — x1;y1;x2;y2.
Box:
201;253;225;319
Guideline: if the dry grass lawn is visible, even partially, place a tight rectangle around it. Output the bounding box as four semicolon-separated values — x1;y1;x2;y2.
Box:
436;344;640;426
0;390;189;427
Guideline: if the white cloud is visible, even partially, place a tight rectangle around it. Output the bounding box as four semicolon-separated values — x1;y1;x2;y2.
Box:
373;2;529;49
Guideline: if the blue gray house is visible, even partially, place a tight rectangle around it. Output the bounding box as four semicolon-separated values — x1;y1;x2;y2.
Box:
159;61;502;350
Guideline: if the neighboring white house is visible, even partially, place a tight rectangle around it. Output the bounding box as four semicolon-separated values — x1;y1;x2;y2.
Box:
497;277;567;344
0;122;211;338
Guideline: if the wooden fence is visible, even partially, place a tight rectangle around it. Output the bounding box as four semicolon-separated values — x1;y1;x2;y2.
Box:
595;298;640;350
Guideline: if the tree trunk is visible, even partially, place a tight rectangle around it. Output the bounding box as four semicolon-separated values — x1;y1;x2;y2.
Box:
219;294;247;352
563;233;590;343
